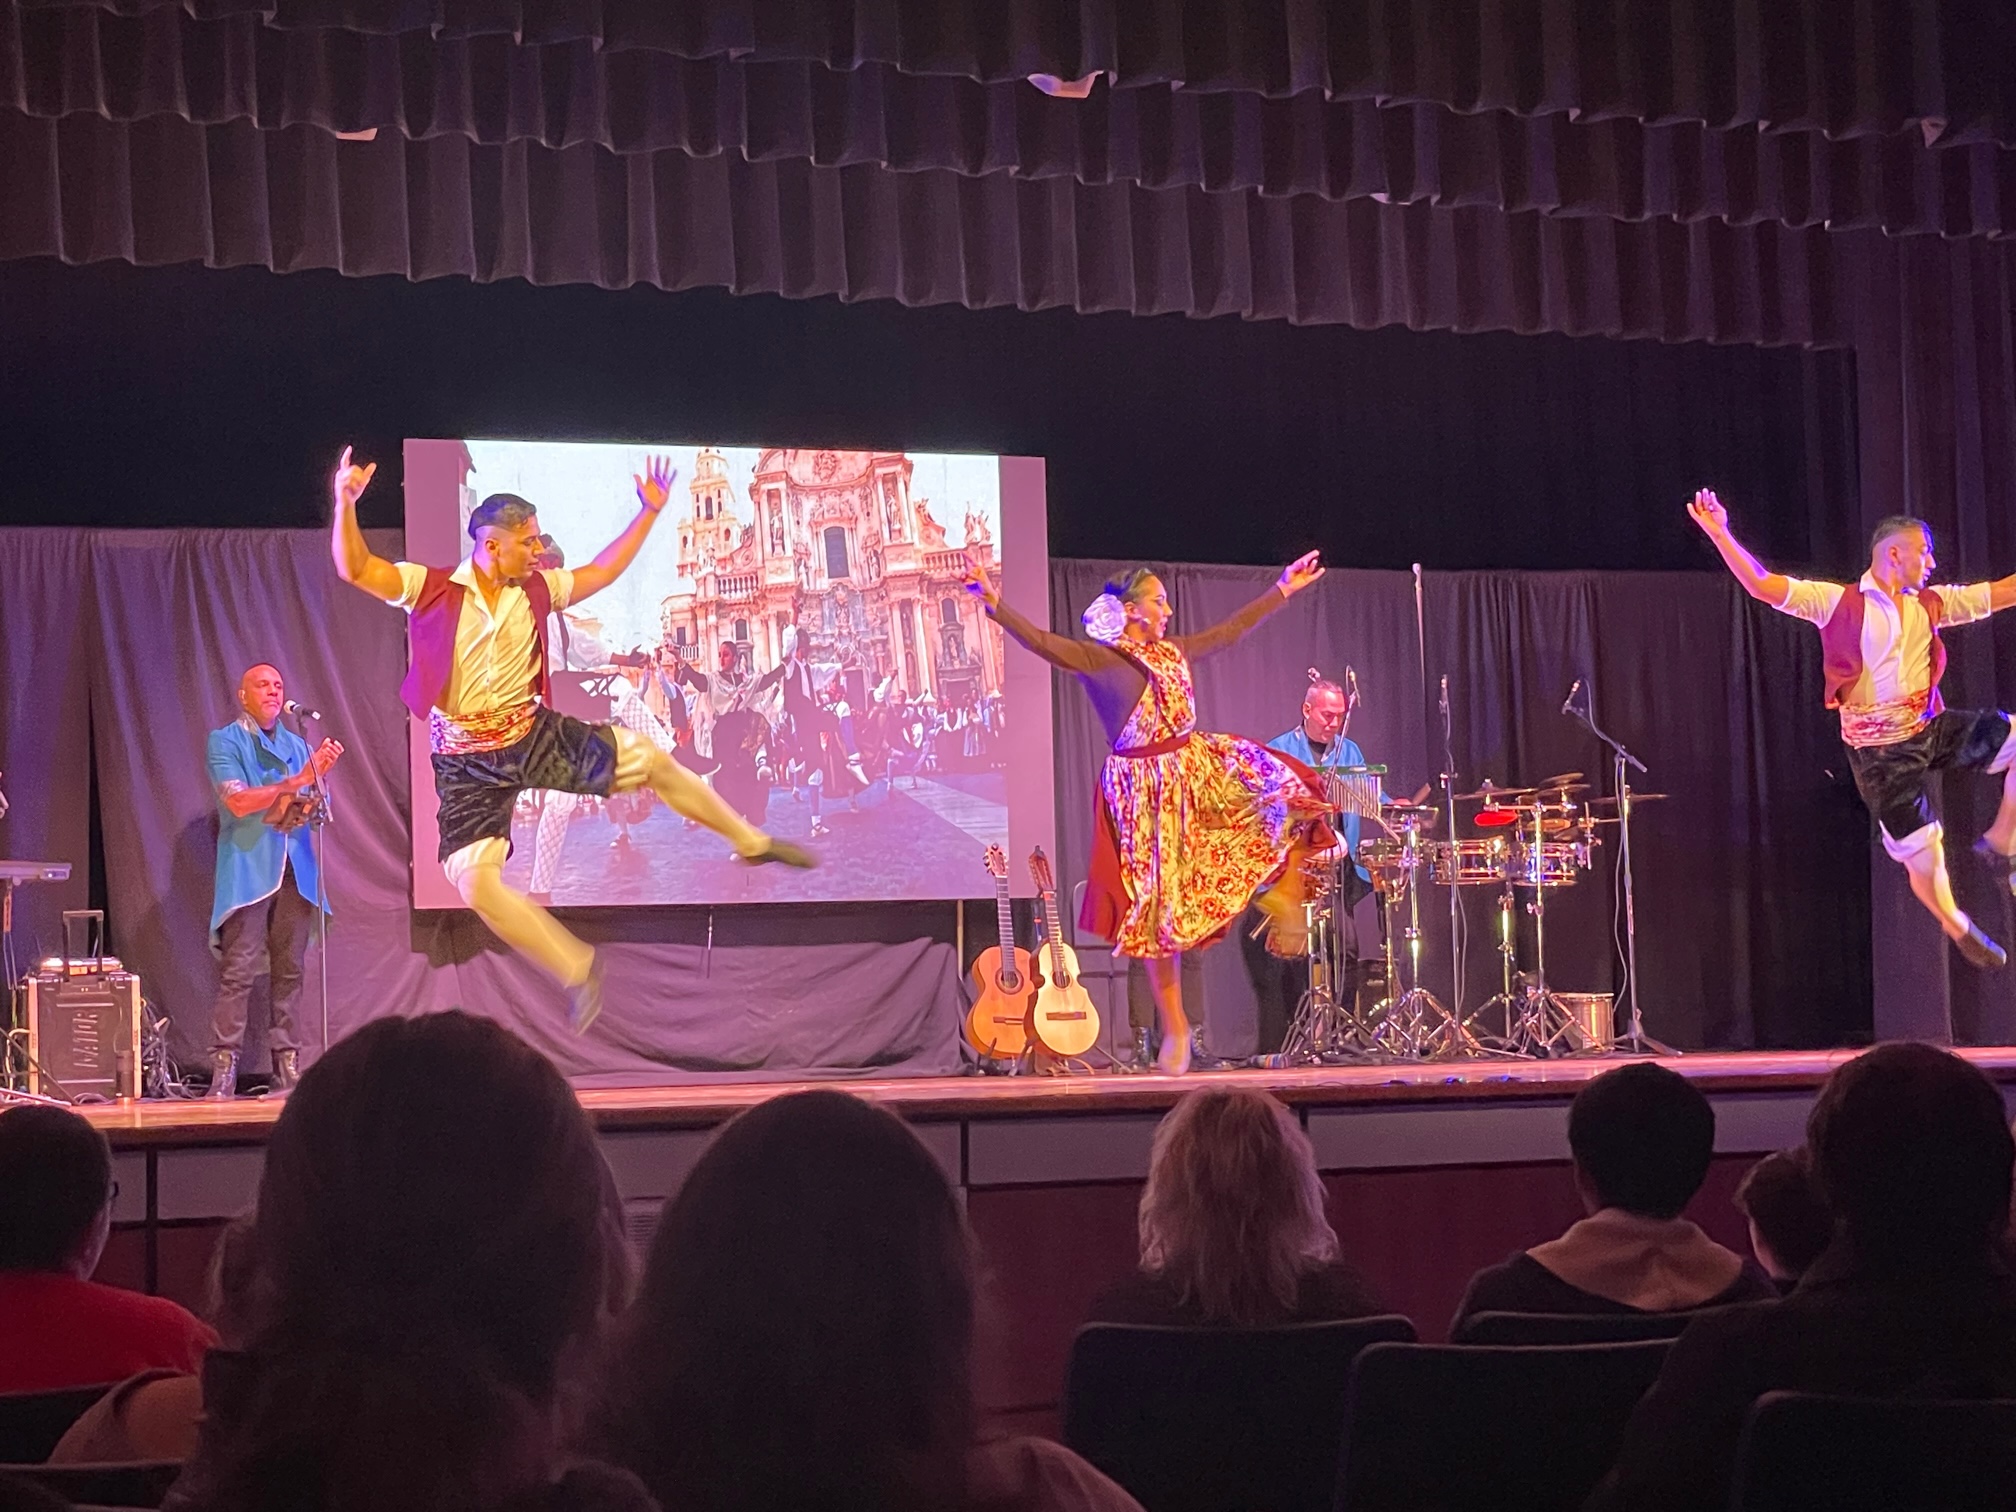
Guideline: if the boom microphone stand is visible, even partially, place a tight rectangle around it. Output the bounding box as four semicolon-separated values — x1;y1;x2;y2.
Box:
1564;681;1672;1056
290;708;333;1065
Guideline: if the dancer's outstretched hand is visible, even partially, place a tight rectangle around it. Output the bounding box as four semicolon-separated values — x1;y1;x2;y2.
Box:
635;455;679;513
1688;489;1729;537
332;446;376;509
1277;550;1325;596
961;547;1001;610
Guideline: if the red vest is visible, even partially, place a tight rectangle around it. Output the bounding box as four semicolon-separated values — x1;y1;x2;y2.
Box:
398;567;553;719
1818;584;1945;710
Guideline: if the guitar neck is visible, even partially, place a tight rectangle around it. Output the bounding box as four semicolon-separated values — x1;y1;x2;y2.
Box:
1041;889;1066;978
995;877;1016;959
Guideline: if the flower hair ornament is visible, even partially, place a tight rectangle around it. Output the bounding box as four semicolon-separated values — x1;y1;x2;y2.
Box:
1081;593;1128;645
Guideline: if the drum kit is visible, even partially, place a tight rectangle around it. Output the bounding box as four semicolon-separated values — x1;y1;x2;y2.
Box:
1274;766;1668;1065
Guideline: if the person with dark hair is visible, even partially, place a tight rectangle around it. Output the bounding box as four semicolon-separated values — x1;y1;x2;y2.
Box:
1733;1147;1833;1291
596;1089;1140;1512
0;1106;216;1392
1691;491;2016;972
1588;1043;2016;1512
330;448;814;1033
170;1010;648;1512
1452;1064;1773;1331
962;554;1334;1073
204;661;342;1097
1089;1089;1383;1327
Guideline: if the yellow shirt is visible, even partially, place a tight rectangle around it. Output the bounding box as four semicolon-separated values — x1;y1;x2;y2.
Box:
387;560;576;719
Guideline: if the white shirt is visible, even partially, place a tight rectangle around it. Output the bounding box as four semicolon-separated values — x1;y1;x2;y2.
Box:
388;561;576;717
1774;572;1993;709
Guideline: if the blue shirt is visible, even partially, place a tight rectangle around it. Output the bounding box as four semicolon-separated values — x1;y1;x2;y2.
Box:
208;716;329;939
1267;726;1372;884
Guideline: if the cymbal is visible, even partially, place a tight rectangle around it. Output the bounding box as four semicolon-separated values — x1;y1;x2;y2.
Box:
1538;771;1584;788
1587;793;1669;808
1533;781;1591;799
1456;781;1535;801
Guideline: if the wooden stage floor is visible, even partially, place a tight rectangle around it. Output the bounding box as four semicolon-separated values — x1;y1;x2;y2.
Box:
78;1046;2016;1148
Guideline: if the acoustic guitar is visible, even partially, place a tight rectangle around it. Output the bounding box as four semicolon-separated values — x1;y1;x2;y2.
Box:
1026;847;1100;1059
965;845;1036;1058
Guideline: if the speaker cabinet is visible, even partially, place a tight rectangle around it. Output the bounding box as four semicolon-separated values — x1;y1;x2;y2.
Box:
25;970;143;1100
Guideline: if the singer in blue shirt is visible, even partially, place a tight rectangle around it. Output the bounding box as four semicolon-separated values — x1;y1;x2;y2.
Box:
1240;676;1377;1058
205;664;340;1099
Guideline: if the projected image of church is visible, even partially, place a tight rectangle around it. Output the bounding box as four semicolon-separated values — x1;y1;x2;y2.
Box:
440;439;1015;907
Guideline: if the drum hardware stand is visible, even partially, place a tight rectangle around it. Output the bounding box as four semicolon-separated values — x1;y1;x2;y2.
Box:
1471;872;1524;1048
1498;801;1602;1057
1387;676;1496;1061
1565;683;1673;1056
1275;878;1377;1064
1274;760;1391;1065
1370;816;1489;1060
1437;674;1466;1030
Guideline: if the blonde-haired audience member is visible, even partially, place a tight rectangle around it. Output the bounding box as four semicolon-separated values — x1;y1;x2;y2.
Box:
1088;1089;1384;1327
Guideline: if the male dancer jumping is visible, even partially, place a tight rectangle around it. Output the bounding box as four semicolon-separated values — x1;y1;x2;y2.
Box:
1690;490;2016;970
330;448;814;1031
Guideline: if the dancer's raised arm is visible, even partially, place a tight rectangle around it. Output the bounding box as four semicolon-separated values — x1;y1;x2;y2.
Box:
962;548;1109;675
571;456;677;603
1688;490;1791;605
329;447;404;601
1179;550;1325;658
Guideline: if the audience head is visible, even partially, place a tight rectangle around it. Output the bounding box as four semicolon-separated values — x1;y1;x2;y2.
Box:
1138;1089;1339;1325
599;1089;976;1512
206;1213;263;1349
1808;1042;2013;1270
206;1011;616;1512
0;1105;114;1278
1733;1147;1834;1282
1567;1063;1716;1220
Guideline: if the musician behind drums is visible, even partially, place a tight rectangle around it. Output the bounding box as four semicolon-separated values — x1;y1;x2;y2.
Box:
1239;676;1379;1059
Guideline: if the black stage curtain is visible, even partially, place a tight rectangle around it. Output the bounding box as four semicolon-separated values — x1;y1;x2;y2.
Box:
0;107;1844;346
9;9;2016;240
16;0;2016;151
0;257;1859;581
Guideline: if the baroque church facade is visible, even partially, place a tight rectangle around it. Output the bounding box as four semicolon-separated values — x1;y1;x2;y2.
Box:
659;448;1004;712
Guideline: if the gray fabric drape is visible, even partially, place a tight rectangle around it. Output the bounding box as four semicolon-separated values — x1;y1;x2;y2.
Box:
1046;559;1876;1053
1;527;960;1084
0;530;94;977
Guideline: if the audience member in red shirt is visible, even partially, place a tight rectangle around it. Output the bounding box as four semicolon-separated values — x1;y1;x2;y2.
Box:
0;1106;215;1394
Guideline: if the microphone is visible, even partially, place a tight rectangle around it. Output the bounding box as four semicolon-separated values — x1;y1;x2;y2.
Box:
284;699;323;720
1439;673;1449;714
1345;665;1360;710
1561;679;1583;717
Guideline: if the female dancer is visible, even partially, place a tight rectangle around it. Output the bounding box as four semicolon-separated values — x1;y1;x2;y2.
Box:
964;551;1334;1073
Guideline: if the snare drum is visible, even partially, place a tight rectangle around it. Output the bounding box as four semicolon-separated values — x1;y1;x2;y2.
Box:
1430;837;1509;887
1506;839;1585;888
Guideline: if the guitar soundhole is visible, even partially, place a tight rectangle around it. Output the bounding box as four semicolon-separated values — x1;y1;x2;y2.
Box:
996;971;1022;994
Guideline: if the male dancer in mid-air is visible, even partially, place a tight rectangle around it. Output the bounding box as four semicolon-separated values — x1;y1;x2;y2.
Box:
1690;490;2016;970
330;448;814;1031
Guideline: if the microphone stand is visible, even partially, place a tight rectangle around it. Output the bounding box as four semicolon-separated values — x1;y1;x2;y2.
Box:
1566;688;1672;1057
291;711;333;1066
